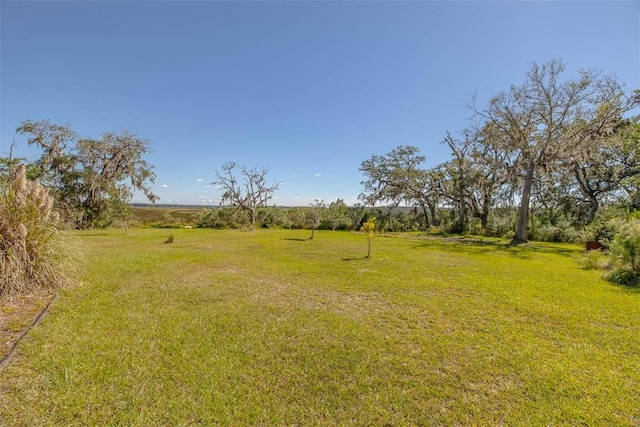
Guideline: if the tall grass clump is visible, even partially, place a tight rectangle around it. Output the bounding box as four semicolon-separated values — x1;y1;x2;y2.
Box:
0;164;75;298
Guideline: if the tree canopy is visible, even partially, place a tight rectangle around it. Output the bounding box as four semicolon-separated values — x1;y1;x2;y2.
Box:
358;59;639;244
15;119;158;228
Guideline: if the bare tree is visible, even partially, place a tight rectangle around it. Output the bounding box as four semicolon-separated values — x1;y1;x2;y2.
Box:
212;162;280;228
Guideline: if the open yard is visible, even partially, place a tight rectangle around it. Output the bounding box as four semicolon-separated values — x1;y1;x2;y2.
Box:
1;229;639;425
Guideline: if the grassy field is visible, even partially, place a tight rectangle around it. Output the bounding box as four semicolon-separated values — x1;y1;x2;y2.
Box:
1;228;639;425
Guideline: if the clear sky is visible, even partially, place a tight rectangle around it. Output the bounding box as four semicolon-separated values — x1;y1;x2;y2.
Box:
1;1;639;206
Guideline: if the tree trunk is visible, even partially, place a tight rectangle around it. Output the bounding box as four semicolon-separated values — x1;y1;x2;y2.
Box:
418;202;430;229
585;194;599;223
573;165;600;223
481;192;490;235
428;202;438;227
512;160;535;245
249;206;257;229
458;182;465;233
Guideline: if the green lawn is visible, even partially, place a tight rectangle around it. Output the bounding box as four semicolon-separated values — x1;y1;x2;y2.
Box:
1;229;639;425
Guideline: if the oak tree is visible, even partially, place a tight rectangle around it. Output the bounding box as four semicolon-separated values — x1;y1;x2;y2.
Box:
471;59;637;244
16;119;158;228
359;145;433;229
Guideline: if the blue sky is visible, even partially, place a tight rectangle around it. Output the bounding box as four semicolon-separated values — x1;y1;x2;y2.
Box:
2;1;639;206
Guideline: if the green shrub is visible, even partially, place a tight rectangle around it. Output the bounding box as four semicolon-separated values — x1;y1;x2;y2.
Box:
584;206;629;249
605;268;640;287
0;164;76;298
258;206;291;229
582;250;605;270
530;215;581;243
195;207;250;229
485;209;517;239
610;219;640;273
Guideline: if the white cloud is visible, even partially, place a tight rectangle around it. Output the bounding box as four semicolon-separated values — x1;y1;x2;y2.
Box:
315;173;321;177
196;178;203;182
161;184;169;188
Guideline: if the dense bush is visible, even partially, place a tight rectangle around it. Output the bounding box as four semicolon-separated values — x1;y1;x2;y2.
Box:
0;165;75;298
195;205;364;231
195;207;250;229
610;218;640;273
605;268;640;287
390;212;421;232
257;207;292;229
529;215;581;243
584;206;631;248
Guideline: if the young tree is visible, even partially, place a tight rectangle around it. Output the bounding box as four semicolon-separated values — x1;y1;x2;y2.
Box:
212;162;280;228
307;199;326;239
471;59;638;244
361;217;376;258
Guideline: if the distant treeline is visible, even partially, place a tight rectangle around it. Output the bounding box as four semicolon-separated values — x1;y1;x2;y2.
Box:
130;202;632;246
